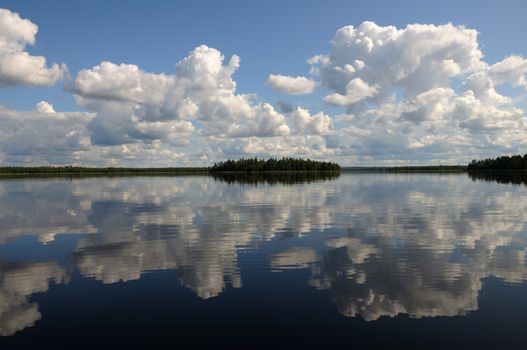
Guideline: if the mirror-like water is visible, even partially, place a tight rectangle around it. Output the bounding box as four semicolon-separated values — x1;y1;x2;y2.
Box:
1;173;527;347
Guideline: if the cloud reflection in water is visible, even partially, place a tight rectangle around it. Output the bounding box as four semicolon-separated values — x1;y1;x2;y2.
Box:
1;173;527;334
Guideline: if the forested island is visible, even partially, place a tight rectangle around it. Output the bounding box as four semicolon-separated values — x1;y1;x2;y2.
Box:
468;154;527;171
210;158;341;172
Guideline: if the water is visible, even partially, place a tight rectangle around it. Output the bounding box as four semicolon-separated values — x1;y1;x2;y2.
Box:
1;173;527;347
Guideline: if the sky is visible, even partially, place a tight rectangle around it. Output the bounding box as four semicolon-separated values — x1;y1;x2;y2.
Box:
1;0;527;166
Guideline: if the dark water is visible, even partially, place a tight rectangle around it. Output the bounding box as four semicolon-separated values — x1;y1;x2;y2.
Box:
1;173;527;348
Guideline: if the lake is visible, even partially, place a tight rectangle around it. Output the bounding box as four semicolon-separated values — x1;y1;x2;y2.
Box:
1;172;527;347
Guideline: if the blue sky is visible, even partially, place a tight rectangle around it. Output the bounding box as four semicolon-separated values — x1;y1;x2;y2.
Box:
1;0;527;166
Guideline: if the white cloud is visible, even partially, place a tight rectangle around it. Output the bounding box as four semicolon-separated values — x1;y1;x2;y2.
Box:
311;21;485;105
36;100;55;114
218;134;338;160
324;78;378;106
289;106;332;135
0;8;66;87
303;21;527;164
0;102;94;164
267;74;317;95
489;55;527;88
73;45;290;146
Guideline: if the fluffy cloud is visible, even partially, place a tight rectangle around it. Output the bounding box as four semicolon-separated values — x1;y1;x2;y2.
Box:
289;107;332;135
311;21;484;104
218;134;338;160
267;74;317;95
36;100;55;114
489;55;527;88
324;78;378;106
62;45;342;165
305;21;527;164
72;45;290;147
0;102;94;164
0;8;66;87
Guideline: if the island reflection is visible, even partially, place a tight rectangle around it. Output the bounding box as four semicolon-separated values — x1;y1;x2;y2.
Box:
211;171;340;185
1;173;527;335
469;171;527;186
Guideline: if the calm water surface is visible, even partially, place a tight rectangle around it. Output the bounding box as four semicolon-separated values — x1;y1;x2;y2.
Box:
1;173;527;347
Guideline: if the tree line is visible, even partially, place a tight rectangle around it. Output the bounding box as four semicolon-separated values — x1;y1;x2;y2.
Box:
0;166;209;175
467;154;527;171
210;157;341;172
342;165;466;172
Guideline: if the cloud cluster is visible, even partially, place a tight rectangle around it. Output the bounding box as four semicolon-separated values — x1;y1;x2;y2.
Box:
72;45;291;146
2;7;527;165
307;21;527;164
0;9;66;87
312;22;485;103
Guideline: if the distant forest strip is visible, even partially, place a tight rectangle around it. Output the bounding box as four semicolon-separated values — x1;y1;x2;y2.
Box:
468;154;527;171
210;158;341;172
0;166;209;175
342;165;467;173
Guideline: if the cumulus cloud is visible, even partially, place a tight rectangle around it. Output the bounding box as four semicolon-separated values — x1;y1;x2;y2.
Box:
324;78;378;106
305;21;527;164
289;107;332;135
63;45;343;165
489;55;527;88
0;8;66;87
36;100;55;114
72;45;290;147
312;21;485;104
0;102;94;164
267;74;317;95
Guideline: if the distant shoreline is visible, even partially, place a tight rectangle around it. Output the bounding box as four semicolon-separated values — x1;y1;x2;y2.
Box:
3;165;527;177
0;167;209;176
341;166;466;173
